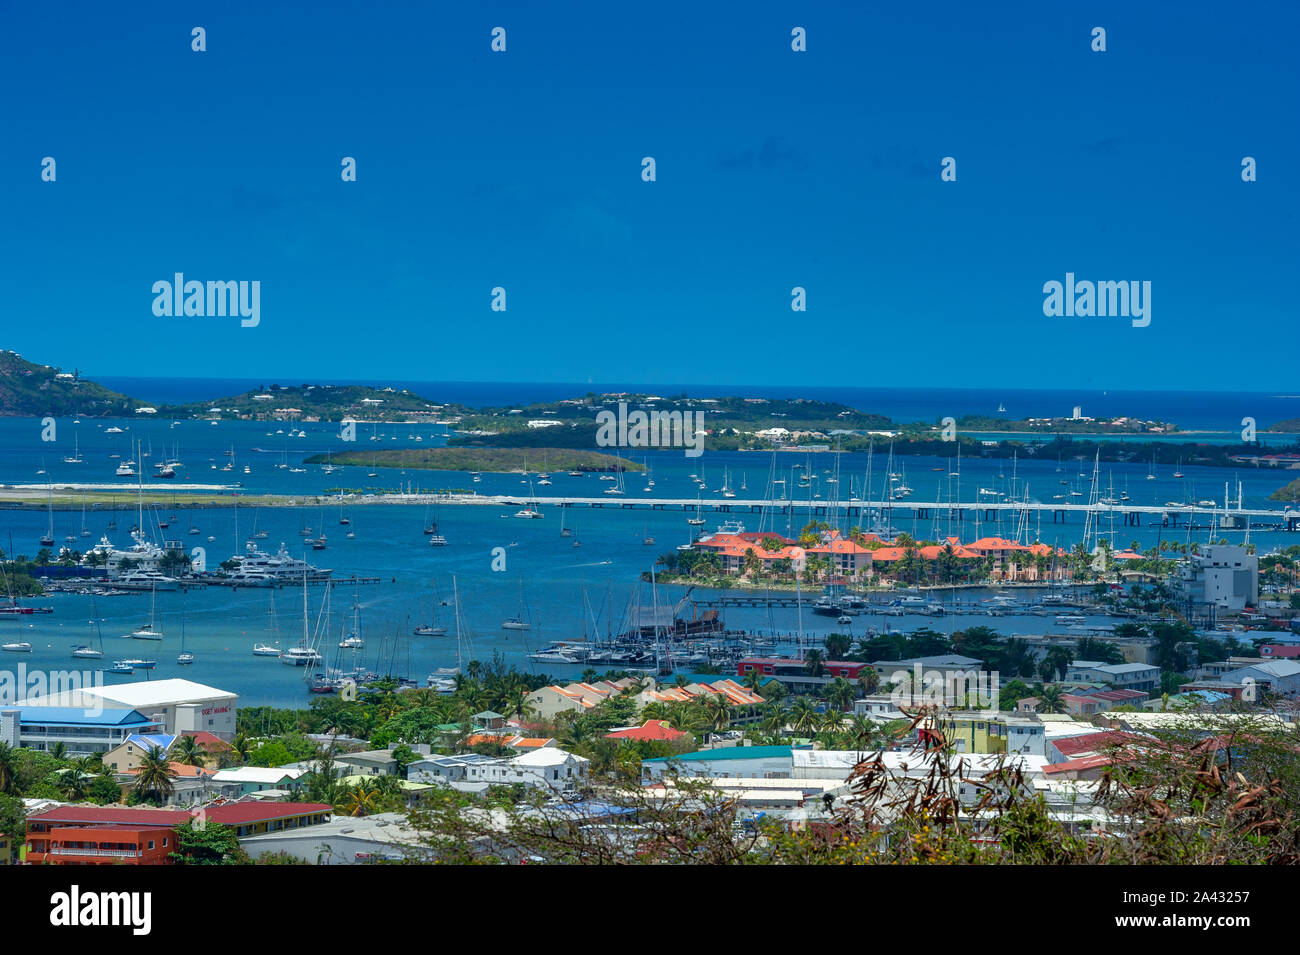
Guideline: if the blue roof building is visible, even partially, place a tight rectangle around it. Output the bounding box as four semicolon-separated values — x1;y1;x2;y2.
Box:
0;706;162;756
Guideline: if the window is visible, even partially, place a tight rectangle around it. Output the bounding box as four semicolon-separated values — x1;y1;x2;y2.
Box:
147;840;155;850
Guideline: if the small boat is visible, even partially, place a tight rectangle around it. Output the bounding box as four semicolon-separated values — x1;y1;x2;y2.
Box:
121;658;156;669
177;651;195;665
338;634;365;650
126;624;163;641
413;625;447;636
106;661;134;674
836;615;852;625
1;642;33;653
501;617;530;631
252;643;281;657
71;645;104;659
514;509;543;519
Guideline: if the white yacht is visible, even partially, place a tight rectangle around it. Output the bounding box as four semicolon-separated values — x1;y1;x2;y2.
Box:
226;541;332;581
529;643;585;664
280;645;323;666
513;509;543;519
117;571;181;592
115;461;137;477
252;643;282;657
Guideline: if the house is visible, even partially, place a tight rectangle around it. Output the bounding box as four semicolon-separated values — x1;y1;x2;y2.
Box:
116;761;225;806
104;730;232;772
639;678;765;712
1048;730;1146;764
211;767;306;795
1063;662;1160;694
921;712;1046;756
522;679;640;720
604;720;688;743
408;747;589;792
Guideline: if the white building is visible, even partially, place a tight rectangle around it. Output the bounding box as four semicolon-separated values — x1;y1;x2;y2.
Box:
17;679;237;738
409;747;589;792
1176;545;1259;612
1064;661;1160;693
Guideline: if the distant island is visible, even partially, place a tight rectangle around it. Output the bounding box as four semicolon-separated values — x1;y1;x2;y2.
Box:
1269;477;1300;502
306;448;641;473
3;347;1298;472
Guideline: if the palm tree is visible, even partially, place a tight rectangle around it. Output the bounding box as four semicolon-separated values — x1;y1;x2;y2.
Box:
230;734;253;765
803;649;827;677
173;735;208;768
788;697;820;737
59;766;92;800
759;702;788;737
133;746;176;804
695;694;733;734
49;741;67;761
341;785;379;817
823;677;856;713
1037;685;1066;714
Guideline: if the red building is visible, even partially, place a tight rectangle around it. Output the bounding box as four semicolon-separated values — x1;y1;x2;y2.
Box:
25;802;333;865
737;657;869;680
26;807;188;865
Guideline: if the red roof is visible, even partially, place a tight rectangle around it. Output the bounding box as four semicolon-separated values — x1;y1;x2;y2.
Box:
1043;753;1118;775
202;802;333;826
29;802;333;829
605;720;687;742
30;806;190;827
1052;731;1145;759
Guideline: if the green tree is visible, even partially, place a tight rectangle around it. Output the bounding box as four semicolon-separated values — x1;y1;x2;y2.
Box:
133;746;176;804
169;820;250;865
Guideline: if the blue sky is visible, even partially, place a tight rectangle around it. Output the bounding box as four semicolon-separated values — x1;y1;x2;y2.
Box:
1;0;1296;391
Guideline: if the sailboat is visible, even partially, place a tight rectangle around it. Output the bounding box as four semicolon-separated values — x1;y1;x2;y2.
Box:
1173;458;1184;479
687;494;705;526
252;590;282;656
1146;455;1157;480
502;578;531;630
427;577;469;690
413;581;448;635
63;431;83;464
72;596;106;659
39;483;55;547
176;601;194;665
560;509;572;537
126;585;164;640
425;503;447;545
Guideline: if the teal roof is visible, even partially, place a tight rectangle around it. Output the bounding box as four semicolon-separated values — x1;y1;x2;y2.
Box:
644;745;792;765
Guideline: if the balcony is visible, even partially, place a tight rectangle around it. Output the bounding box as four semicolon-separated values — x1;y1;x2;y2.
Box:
49;846;142;859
